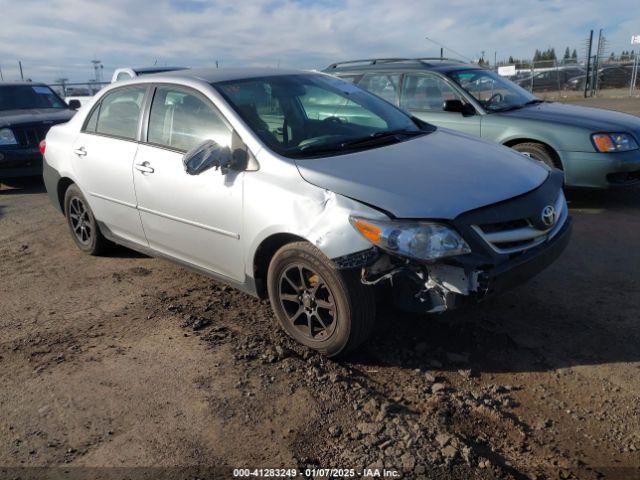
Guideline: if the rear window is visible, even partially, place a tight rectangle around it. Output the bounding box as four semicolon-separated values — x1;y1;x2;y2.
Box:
0;85;66;111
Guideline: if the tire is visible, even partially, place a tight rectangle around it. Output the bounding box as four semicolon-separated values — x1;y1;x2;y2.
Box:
267;241;376;357
511;142;560;170
63;183;110;255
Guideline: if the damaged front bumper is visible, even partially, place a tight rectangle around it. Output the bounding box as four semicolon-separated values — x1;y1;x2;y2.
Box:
337;215;572;314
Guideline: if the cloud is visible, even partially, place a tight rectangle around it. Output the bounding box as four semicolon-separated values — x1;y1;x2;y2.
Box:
0;0;638;82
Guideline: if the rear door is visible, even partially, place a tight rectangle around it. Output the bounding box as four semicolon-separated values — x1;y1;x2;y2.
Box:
71;85;148;245
132;85;245;281
398;72;481;136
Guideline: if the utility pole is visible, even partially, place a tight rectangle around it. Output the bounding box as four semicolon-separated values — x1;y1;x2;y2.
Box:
91;59;103;83
0;64;3;81
440;47;443;60
584;30;593;98
55;77;69;96
494;51;497;67
18;60;24;80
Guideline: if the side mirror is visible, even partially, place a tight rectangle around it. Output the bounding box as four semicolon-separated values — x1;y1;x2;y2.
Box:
68;99;81;110
443;99;475;116
183;140;248;176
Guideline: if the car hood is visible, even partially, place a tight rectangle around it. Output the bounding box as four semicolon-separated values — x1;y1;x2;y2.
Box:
498;102;640;132
0;109;75;128
295;129;549;219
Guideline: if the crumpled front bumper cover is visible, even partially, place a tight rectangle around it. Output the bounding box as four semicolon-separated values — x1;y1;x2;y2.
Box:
355;215;572;314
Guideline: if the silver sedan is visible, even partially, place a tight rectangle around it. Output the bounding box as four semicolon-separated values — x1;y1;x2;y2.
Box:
42;67;571;356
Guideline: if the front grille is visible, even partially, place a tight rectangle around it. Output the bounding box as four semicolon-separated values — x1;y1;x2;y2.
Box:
13;125;51;148
472;190;568;255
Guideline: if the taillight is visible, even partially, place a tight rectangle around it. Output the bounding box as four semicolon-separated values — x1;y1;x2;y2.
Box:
39;139;46;156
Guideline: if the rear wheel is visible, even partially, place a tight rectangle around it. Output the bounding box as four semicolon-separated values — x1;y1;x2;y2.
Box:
64;184;109;255
267;242;376;357
511;142;559;170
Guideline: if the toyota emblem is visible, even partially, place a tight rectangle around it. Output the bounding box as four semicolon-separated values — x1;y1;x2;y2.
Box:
541;205;557;227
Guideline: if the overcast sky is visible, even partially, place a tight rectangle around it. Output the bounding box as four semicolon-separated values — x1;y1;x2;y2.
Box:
1;0;639;83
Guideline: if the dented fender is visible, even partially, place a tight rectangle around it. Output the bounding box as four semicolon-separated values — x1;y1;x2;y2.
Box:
243;159;388;285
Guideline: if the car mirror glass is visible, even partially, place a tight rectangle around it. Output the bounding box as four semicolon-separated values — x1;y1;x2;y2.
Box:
183;140;232;175
443;99;464;112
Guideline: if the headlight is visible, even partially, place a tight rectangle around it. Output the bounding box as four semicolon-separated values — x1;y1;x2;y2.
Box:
350;216;471;262
0;128;17;146
591;133;639;153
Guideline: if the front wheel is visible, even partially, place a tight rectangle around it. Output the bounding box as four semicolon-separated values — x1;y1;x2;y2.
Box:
267;242;376;357
511;142;559;170
64;184;110;255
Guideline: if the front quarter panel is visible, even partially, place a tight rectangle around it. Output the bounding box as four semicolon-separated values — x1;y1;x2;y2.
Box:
242;149;388;280
482;114;594;153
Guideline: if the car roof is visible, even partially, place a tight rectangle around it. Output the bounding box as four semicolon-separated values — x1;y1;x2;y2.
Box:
323;58;483;74
155;67;314;84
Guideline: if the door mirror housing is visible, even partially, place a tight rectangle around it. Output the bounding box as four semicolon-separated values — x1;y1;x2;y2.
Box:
68;99;81;110
443;99;476;116
183;140;249;176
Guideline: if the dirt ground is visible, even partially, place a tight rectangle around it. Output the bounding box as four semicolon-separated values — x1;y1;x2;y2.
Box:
1;97;639;480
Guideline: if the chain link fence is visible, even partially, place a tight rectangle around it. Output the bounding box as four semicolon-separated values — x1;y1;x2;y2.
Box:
498;58;640;100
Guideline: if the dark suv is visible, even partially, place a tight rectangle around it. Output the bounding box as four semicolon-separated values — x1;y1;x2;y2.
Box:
0;82;77;180
323;58;640;188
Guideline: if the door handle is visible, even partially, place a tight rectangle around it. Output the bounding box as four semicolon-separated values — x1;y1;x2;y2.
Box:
73;147;87;157
135;162;154;174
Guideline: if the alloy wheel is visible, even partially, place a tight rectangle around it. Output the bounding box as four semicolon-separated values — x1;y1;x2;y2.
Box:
68;196;92;245
278;264;337;341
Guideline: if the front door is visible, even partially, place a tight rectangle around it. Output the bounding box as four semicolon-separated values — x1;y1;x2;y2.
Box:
71;85;148;245
399;72;481;136
132;85;245;282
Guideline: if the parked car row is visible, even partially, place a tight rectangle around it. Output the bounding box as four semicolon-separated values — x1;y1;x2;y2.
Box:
513;66;585;92
505;64;639;92
565;64;640;91
2;59;639;356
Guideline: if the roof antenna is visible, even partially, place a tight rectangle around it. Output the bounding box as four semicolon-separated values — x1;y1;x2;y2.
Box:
424;36;475;63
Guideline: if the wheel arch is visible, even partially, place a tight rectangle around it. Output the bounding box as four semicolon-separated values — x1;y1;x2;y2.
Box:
502;137;563;170
253;232;308;299
57;177;76;213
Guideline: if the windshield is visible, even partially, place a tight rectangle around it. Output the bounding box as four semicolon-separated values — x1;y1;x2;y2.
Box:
214;74;427;158
447;69;539;112
0;85;67;111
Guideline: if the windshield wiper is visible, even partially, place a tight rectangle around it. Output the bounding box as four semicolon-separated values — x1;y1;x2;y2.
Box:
294;129;425;157
341;129;425;147
491;99;545;113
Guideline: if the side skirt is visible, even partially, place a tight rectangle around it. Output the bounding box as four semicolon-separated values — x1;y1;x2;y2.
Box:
97;221;259;298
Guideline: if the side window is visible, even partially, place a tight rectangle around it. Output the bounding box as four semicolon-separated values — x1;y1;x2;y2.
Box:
358;73;400;104
400;73;462;111
94;86;146;140
147;86;232;152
